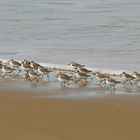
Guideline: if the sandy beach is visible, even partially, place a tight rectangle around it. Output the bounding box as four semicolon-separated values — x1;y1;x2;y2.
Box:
0;0;140;139
0;90;140;140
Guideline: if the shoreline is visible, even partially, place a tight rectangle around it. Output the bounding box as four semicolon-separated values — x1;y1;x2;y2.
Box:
0;59;124;75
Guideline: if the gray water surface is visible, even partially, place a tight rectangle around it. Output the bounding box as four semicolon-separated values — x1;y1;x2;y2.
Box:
0;0;140;72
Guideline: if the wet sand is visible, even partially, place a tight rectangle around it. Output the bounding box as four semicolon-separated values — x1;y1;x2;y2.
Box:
0;91;140;140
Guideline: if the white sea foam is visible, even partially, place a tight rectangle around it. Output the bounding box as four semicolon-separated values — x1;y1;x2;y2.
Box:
37;62;132;75
0;58;131;75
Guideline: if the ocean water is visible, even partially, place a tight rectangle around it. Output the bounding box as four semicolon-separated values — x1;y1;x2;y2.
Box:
0;0;140;71
0;0;140;73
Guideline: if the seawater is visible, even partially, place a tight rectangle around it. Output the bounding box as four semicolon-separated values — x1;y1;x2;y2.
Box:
0;0;140;73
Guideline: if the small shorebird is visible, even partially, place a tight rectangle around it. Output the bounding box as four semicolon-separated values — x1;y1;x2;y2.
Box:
68;61;85;69
0;62;3;76
132;71;140;84
21;59;31;65
8;59;21;72
30;61;41;70
28;70;40;81
74;78;88;87
0;60;8;65
20;62;32;72
120;72;135;85
76;67;92;74
23;72;31;81
22;59;31;65
95;72;107;85
75;70;90;80
57;72;73;87
0;61;3;70
2;65;16;77
105;76;121;91
37;66;52;79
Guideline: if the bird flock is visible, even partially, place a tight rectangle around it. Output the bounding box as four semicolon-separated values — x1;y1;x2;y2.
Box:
0;59;140;92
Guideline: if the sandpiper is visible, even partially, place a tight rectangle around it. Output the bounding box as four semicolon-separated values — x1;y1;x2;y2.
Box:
75;70;90;80
0;62;4;76
28;70;40;81
0;60;9;65
30;61;41;70
68;61;85;69
8;59;21;72
95;72;107;85
2;65;16;77
76;67;92;74
37;66;52;79
22;72;31;81
22;59;31;65
57;72;73;87
0;61;3;69
20;62;32;72
132;71;140;84
105;76;121;91
74;78;88;87
120;72;135;85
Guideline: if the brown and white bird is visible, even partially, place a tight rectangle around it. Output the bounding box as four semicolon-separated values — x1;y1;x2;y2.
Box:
75;70;90;80
22;59;31;65
76;67;92;74
8;59;21;72
95;72;107;85
68;61;85;70
0;62;3;76
20;62;32;72
74;78;88;87
0;61;3;68
120;72;135;85
2;65;16;77
30;61;41;70
28;70;40;81
37;66;52;79
22;72;30;81
132;71;140;84
57;72;73;87
105;76;121;91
